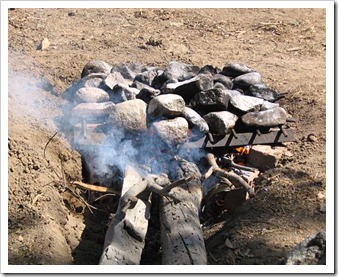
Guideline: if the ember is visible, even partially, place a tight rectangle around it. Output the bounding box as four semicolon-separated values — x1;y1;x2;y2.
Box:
61;60;296;265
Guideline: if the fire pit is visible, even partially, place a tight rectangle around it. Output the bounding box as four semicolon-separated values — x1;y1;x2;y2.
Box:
61;60;296;265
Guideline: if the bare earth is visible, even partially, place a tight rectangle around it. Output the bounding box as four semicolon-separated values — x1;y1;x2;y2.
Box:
7;8;326;267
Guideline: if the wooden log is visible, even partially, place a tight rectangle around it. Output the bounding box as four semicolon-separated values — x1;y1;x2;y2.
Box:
160;159;207;265
99;165;151;265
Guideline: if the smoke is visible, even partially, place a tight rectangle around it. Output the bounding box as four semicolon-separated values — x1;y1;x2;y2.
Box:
8;71;207;189
8;72;63;134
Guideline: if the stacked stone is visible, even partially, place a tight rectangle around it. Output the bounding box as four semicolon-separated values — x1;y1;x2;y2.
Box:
63;60;291;148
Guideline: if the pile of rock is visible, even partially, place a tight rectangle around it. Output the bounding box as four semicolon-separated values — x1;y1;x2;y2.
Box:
62;60;292;152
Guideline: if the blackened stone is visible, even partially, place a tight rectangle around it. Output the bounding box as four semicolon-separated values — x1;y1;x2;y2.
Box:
189;88;230;113
165;73;214;104
213;74;233;89
132;80;161;103
198;64;221;75
233;72;263;88
136;87;161;104
203;111;238;136
221;63;255;78
246;84;280;102
134;68;162;87
81;60;112;78
241;107;288;127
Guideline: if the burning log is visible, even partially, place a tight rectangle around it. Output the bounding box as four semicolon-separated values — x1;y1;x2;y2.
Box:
160;158;207;265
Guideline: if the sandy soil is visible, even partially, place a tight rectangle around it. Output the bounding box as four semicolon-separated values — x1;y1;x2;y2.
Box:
7;8;327;267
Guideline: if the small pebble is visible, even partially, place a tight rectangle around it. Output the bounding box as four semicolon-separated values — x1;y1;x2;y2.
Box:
68;11;76;16
307;134;317;142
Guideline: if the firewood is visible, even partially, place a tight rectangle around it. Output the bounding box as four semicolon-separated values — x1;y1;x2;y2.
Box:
204;153;255;196
160;158;207;265
99;165;150;265
72;180;120;194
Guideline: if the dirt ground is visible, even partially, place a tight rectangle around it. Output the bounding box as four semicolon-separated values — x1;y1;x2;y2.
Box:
7;8;327;267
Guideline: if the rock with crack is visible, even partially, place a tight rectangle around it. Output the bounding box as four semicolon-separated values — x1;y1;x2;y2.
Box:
189;88;230;113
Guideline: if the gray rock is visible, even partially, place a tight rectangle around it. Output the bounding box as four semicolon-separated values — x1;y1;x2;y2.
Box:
230;94;264;112
182;107;209;134
134;68;162;87
110;84;139;104
203;111;238;136
62;73;107;101
161;61;200;82
165;73;214;104
199;64;221;75
189;88;230;113
108;99;147;132
110;63;147;81
104;72;130;90
246;84;281;102
148;94;185;118
74;87;110;104
241;107;288;127
213;74;233;89
260;101;279;111
151;117;189;146
221;63;255;78
72;102;115;121
223;89;242;98
81;60;112;78
213;82;226;90
233;72;263;88
284;231;326;265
